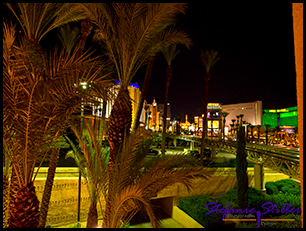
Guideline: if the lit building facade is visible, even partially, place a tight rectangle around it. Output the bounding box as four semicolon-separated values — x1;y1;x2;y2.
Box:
222;101;263;126
262;106;298;130
145;98;171;131
90;81;145;132
207;103;222;138
193;103;222;137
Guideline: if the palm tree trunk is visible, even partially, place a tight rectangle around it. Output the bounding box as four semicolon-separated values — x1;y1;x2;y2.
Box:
161;66;172;155
7;161;21;227
98;90;108;143
8;181;40;228
3;175;10;228
132;56;156;132
200;72;210;161
236;125;248;209
104;86;132;228
86;201;98;228
38;148;60;228
76;18;92;58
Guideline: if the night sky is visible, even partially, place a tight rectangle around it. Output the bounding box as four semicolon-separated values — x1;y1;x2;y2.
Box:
134;3;297;120
4;3;297;121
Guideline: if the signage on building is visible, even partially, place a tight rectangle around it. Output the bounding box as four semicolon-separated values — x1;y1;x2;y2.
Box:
207;103;222;109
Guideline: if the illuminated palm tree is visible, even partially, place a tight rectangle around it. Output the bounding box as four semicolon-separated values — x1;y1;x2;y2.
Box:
239;114;244;125
199;50;220;160
79;3;192;226
3;7;110;227
65;120;109;228
161;44;183;155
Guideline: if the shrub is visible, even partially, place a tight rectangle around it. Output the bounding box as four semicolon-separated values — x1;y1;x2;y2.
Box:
265;179;301;196
178;195;223;228
264;193;301;209
265;182;279;195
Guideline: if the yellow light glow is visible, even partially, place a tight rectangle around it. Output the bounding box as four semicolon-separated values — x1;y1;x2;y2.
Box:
207;121;219;128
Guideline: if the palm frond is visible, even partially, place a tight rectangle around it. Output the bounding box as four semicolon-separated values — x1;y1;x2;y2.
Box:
162;44;180;66
200;50;220;73
111;184;161;228
81;3;190;87
137;154;211;198
5;3;85;42
57;24;81;53
112;128;152;194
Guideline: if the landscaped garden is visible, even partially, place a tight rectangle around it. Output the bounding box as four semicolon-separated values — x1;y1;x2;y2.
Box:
178;179;301;228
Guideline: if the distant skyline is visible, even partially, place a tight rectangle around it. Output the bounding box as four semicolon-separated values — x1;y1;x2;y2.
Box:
134;3;297;119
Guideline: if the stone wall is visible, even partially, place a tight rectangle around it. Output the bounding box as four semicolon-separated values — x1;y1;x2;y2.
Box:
32;167;290;227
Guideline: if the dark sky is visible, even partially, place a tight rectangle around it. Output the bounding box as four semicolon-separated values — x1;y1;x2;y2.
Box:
4;3;297;121
134;3;297;120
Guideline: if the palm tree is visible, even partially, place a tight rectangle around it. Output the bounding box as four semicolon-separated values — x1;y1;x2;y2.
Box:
239;114;244;125
161;44;183;155
144;104;150;129
222;112;230;140
236;115;240;126
105;127;212;227
79;3;192;226
199;50;220;161
64;120;211;228
256;125;262;144
65;120;109;228
3;12;110;227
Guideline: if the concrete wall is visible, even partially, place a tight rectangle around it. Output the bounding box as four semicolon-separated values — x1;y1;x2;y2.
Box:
32;166;290;227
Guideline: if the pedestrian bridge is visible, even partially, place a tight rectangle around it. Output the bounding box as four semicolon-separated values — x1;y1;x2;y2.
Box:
161;134;300;184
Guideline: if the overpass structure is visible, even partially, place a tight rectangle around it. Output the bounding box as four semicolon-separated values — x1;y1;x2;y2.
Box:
160;134;300;189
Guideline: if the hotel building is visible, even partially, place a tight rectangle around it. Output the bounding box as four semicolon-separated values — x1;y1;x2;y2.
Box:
222;101;263;126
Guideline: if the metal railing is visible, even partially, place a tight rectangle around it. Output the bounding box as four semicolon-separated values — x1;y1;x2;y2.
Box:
164;134;300;181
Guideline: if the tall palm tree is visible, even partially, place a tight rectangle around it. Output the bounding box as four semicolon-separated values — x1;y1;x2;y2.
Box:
3;14;110;228
161;44;182;155
236;115;240;126
38;16;100;228
222;112;230;140
79;3;192;226
239;114;244;125
199;50;220;161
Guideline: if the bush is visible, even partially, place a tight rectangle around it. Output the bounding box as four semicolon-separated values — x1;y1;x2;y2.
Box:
265;179;301;196
264;193;301;209
265;182;279;195
217;188;266;212
178;195;223;228
178;180;301;228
